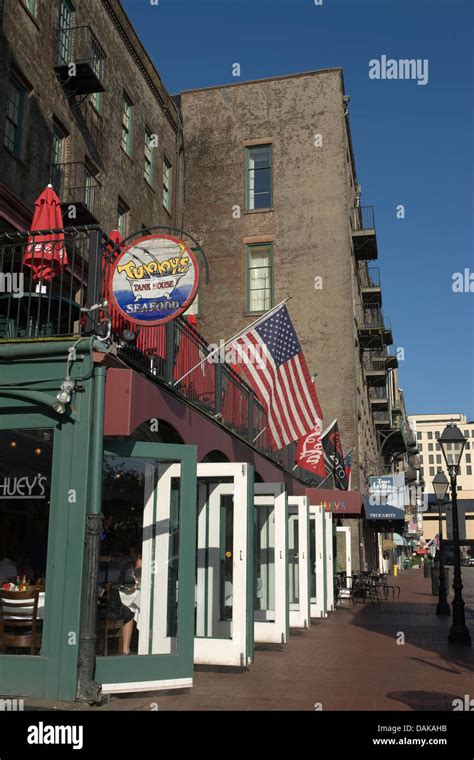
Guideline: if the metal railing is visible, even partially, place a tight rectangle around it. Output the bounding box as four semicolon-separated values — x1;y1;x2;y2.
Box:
55;25;106;79
0;225;324;484
369;386;388;401
351;206;375;232
373;410;391;426
363;353;387;373
50;162;101;222
359;266;381;289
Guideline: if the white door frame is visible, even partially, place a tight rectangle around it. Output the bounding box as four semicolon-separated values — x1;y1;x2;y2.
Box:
254;483;288;644
309;504;326;618
325;510;335;612
288;496;310;628
158;462;252;666
336;525;352;597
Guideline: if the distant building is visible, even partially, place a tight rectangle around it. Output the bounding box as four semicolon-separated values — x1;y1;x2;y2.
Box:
409;413;474;497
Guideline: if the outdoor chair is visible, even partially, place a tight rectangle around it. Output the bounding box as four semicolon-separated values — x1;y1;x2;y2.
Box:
0;589;42;655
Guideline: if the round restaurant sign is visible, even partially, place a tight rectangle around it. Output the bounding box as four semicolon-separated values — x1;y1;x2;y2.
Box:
109;234;199;326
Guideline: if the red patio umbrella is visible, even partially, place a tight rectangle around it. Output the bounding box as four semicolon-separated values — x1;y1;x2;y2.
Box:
23;184;68;282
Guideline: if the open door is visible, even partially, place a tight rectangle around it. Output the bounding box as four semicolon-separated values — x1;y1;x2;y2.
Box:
325;510;335;612
96;441;197;695
288;496;310;628
254;483;288;644
158;462;254;667
309;505;326;618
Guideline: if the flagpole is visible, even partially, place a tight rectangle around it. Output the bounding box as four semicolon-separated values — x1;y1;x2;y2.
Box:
173;296;292;386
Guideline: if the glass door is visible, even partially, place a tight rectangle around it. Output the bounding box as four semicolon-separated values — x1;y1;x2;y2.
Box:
95;441;197;695
325;510;335;612
336;526;352;597
158;463;254;667
288;496;310;629
309;504;326;618
254;484;288;644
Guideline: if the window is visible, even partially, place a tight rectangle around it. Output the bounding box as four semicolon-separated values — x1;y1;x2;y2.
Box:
435;431;440;439
184;291;199;317
246;144;272;210
144;129;155;185
50;121;67;192
467;465;472;475
162;157;172;212
121;93;133;155
429;455;434;464
417;432;422;440
57;0;74;65
428;443;433;451
117;198;129;238
89;36;105;114
466;441;470;450
428;432;433;440
436;455;441;464
429;467;435;476
464;430;469;438
24;0;37;16
3;75;26;156
466;453;471;463
247;243;273;312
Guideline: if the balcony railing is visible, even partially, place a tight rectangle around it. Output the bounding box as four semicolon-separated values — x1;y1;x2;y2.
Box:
0;226;322;485
50;162;101;225
369;386;388;402
351;206;378;260
359;266;381;289
373;410;391;427
363;353;388;373
351;206;375;232
54;26;106;96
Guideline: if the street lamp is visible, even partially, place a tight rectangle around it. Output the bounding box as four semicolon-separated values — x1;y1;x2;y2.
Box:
432;470;450;616
438;423;471;645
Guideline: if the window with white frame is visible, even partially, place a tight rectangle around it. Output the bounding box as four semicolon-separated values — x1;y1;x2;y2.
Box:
163;157;172;211
247;243;273;312
246;144;272;210
121;93;133;155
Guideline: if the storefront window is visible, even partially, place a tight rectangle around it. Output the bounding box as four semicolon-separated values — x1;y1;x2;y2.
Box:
254;505;275;620
0;428;53;656
98;455;181;656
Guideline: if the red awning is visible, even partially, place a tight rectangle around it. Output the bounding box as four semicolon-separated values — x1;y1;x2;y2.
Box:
305;487;364;516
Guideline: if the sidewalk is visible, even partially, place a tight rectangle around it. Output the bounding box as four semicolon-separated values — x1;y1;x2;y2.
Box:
28;569;474;712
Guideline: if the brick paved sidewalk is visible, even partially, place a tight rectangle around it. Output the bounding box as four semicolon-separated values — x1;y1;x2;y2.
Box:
26;569;474;712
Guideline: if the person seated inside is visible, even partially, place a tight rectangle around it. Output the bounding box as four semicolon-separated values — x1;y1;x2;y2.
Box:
118;548;142;655
0;553;17;585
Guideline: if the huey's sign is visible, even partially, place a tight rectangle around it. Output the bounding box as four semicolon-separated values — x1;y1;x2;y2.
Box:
110;234;199;326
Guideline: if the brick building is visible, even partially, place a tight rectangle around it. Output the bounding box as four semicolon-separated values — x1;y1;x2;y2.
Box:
178;72;417;566
0;0;183;235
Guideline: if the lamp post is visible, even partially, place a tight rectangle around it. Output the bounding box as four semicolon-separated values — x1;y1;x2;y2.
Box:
432;470;450;616
438;423;471;645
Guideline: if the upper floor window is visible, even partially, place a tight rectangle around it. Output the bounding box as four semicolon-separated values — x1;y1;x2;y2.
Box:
50;121;67;192
121;93;133;155
3;75;26;157
246;144;272;210
247;242;273;313
23;0;37;16
163;157;172;212
89;34;105;114
57;0;75;66
117;197;130;238
144;129;156;185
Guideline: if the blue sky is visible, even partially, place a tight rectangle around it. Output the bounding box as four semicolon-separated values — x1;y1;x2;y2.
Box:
122;0;474;419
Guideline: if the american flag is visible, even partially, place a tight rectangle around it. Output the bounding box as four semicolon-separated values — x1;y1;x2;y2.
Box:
228;306;322;450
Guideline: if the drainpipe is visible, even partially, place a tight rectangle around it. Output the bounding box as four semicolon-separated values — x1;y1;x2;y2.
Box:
76;363;106;704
